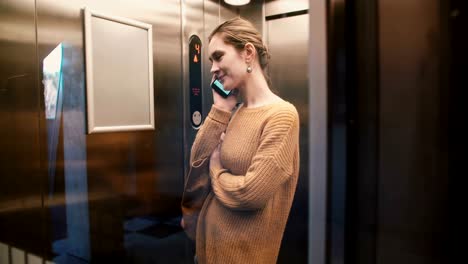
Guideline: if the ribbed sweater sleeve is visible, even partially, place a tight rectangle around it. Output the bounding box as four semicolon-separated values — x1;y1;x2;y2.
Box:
209;109;299;210
190;105;232;165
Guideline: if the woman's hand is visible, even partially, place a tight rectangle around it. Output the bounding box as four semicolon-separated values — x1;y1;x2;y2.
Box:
212;75;238;112
210;144;221;170
210;132;225;170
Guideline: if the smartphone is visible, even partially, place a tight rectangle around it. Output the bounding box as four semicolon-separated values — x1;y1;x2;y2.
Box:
211;78;232;98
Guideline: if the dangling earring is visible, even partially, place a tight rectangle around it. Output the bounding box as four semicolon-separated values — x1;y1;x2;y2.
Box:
246;65;252;73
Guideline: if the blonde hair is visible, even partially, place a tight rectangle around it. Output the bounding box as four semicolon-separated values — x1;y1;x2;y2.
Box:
209;17;271;81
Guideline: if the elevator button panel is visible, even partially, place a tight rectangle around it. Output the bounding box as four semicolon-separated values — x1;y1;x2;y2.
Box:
189;35;202;129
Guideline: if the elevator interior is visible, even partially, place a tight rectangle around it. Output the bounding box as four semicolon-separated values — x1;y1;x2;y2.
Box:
1;0;456;263
0;0;310;263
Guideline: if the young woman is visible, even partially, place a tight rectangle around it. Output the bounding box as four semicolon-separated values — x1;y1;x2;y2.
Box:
183;17;300;264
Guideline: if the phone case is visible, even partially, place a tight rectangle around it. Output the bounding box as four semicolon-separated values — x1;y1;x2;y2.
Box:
211;79;231;98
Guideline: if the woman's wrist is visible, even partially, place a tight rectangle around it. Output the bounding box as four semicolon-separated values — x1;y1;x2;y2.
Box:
209;105;232;124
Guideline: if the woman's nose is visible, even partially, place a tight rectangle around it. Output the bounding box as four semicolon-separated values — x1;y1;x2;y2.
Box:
210;63;219;74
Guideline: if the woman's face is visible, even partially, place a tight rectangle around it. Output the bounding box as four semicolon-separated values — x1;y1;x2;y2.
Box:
208;33;247;91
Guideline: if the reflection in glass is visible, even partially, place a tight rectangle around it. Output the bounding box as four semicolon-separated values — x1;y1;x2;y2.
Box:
43;43;62;120
43;43;64;200
43;43;91;262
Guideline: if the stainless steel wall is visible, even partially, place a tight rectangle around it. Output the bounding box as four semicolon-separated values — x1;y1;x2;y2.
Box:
266;11;309;264
36;0;185;262
1;0;315;263
0;0;44;256
0;0;188;262
0;0;277;263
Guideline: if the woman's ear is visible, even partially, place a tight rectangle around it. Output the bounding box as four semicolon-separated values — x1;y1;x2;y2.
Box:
244;42;256;63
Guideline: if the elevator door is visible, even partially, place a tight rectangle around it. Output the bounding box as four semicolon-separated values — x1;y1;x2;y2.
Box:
266;13;309;264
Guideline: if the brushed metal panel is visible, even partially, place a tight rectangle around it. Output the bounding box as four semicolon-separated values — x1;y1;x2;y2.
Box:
202;0;222;141
266;13;309;264
202;0;223;127
308;0;328;263
182;0;205;178
0;0;44;256
225;0;265;33
36;0;186;262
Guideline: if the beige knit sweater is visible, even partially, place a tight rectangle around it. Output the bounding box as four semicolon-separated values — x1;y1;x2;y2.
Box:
189;101;300;264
